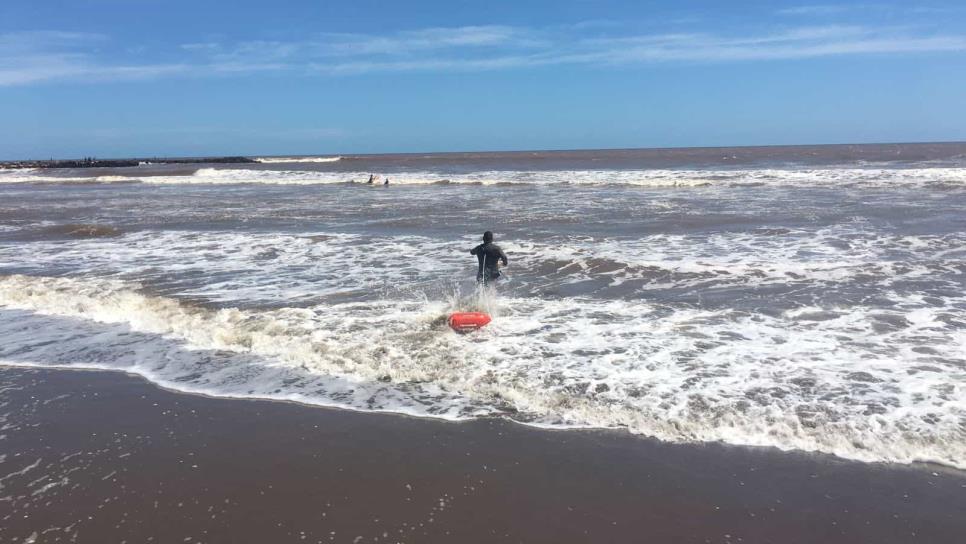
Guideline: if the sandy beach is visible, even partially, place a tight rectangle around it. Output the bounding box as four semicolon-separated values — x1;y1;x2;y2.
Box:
2;366;964;544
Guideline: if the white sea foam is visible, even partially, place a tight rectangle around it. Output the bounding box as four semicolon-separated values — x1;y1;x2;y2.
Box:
4;165;966;187
256;156;342;164
0;170;139;184
0;170;92;184
2;228;962;305
0;230;468;304
94;175;136;182
1;274;964;468
147;166;966;187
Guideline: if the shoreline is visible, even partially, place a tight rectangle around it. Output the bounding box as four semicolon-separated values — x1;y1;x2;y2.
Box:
3;366;964;543
4;362;962;474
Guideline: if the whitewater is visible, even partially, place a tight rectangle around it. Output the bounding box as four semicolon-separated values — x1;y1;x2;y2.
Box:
1;144;965;468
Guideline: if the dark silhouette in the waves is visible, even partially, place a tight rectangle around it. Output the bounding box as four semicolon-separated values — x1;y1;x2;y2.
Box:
470;231;508;284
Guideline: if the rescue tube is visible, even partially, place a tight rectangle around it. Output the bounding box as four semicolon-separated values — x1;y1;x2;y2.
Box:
448;312;491;333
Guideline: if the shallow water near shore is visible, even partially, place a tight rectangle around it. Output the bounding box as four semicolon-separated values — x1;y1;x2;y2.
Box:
4;367;965;544
1;143;965;468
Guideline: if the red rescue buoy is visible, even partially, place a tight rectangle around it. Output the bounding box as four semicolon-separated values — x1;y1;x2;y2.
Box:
448;312;492;333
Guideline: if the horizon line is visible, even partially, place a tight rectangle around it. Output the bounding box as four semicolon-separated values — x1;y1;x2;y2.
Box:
4;139;966;163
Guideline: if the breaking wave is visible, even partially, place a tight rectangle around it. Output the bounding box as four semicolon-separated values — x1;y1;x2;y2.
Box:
2;269;964;469
40;224;123;238
145;166;966;187
4;165;966;188
255;156;343;164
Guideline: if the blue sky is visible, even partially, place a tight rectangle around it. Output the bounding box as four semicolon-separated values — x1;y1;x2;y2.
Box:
1;0;965;159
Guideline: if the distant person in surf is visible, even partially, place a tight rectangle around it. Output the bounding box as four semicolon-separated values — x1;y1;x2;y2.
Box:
470;231;508;284
384;177;390;185
367;174;375;184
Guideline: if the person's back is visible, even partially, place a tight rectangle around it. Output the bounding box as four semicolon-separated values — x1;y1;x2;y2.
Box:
470;231;508;284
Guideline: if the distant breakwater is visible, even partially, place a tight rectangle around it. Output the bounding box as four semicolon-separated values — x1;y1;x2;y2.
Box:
0;156;257;170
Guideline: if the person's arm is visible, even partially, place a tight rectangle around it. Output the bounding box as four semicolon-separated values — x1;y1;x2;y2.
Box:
470;244;480;255
499;247;508;266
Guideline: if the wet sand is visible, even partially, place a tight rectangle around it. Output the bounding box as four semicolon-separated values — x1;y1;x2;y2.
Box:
1;366;964;544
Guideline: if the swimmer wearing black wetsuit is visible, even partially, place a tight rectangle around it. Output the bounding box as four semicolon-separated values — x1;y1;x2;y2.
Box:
470;231;508;284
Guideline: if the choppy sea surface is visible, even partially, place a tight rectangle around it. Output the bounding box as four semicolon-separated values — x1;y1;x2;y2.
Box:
1;143;965;468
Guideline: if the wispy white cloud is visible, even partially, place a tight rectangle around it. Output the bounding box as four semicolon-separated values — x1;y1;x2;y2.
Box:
0;30;108;52
308;24;966;74
2;22;964;85
180;25;546;62
577;25;966;65
780;4;966;17
0;58;192;86
316;25;546;56
778;5;858;16
0;30;190;86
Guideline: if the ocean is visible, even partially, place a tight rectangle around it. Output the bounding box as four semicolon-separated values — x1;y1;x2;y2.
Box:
1;142;965;469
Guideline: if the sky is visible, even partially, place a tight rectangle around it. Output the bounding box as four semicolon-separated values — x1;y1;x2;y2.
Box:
1;0;965;159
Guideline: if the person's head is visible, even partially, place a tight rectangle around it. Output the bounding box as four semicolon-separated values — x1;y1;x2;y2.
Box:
483;231;493;243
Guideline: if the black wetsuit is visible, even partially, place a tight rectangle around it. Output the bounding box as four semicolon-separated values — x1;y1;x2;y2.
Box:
470;242;508;283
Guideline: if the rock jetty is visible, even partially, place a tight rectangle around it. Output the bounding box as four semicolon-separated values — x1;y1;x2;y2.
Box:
0;156;257;169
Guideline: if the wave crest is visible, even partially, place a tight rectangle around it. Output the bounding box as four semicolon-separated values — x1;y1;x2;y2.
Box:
2;273;965;468
5;165;966;187
256;156;342;164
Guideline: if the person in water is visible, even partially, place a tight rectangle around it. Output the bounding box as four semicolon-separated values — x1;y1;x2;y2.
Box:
384;177;390;185
470;231;508;284
366;174;375;184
